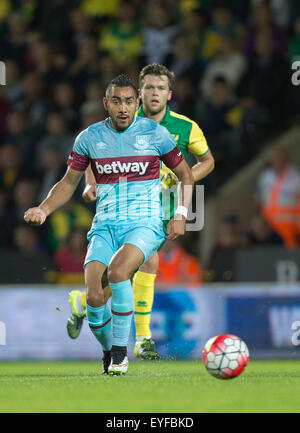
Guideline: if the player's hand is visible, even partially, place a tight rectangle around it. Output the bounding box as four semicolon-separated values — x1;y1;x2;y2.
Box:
24;207;47;226
82;183;97;203
166;216;186;240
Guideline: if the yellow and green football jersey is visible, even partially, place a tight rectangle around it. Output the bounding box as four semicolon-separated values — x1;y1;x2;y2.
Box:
137;105;209;230
137;105;209;188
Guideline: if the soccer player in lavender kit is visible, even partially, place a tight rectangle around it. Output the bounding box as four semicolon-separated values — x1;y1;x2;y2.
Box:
24;74;194;375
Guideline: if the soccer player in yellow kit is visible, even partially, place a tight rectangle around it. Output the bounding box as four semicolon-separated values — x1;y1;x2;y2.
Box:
67;64;214;360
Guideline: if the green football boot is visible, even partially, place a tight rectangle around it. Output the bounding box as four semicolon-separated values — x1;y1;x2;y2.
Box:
134;337;161;360
66;290;86;339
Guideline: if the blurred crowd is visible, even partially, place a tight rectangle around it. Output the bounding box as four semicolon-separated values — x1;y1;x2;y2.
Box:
0;0;300;284
207;144;300;282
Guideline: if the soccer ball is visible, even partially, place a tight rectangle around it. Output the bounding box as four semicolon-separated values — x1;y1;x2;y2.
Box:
202;334;249;379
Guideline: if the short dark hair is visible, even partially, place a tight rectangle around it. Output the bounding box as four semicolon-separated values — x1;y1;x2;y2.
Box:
106;74;138;98
139;63;175;91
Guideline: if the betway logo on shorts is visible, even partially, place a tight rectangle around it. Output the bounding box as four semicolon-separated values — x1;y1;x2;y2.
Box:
91;156;160;184
95;160;149;176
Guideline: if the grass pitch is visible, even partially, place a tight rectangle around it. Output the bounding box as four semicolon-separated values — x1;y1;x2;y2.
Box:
0;360;299;413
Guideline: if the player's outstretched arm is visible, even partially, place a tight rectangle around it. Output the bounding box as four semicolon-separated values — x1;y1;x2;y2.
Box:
82;163;97;203
187;121;214;182
192;150;215;182
24;167;84;226
166;159;194;240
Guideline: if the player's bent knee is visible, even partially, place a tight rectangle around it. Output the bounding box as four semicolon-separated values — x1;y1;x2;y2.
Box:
84;261;107;307
86;285;106;307
107;265;130;284
139;252;159;274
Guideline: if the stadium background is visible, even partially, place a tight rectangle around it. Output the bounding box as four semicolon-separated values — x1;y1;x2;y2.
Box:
0;0;300;361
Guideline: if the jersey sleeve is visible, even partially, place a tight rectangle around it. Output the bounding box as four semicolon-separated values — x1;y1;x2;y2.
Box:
67;130;90;171
157;124;184;169
187;121;209;157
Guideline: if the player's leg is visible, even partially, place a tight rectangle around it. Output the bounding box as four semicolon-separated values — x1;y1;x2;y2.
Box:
107;243;145;375
132;218;168;360
66;289;87;339
85;260;112;375
133;252;161;360
66;272;111;339
83;231;117;374
123;220;165;362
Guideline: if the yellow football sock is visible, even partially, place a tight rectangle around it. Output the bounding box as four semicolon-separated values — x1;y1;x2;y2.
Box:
132;271;156;338
80;291;86;309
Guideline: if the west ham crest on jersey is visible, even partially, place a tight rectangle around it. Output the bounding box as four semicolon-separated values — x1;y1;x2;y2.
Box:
135;135;150;150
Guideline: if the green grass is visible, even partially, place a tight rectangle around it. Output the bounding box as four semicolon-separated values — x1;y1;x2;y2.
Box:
0;360;300;413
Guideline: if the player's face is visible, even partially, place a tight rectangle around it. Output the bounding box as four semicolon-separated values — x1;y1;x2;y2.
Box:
140;75;172;116
103;86;139;131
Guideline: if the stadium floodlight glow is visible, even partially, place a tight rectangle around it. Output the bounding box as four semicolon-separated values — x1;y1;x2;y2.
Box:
0;61;5;86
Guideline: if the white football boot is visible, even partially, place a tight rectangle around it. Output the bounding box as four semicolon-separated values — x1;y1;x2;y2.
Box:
108;356;129;376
